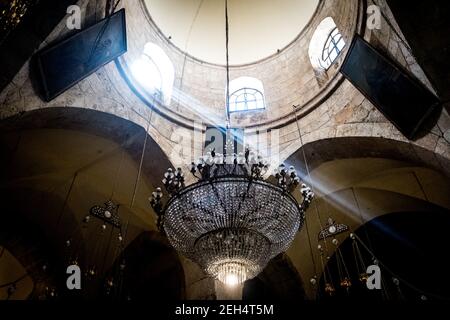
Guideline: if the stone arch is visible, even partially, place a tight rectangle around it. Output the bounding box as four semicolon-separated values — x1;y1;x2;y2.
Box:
0;107;181;298
0;107;218;299
0;107;173;181
0;199;70;300
283;136;450;299
105;231;186;300
242;253;306;301
285;136;450;179
317;207;450;301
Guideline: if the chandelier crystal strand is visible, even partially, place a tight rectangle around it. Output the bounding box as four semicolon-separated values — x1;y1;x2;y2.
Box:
150;147;314;285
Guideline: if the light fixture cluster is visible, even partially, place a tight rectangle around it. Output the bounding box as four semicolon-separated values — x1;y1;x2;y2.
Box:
190;148;270;181
150;147;314;286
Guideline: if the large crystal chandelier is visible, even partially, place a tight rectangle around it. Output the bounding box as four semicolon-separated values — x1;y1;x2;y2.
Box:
150;148;314;285
149;0;313;286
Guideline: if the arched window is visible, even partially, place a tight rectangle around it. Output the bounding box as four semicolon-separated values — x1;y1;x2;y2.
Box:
309;17;345;70
130;43;174;105
321;27;345;69
228;77;265;113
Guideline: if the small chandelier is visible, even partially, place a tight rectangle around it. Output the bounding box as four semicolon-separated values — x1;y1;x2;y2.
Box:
150;147;314;285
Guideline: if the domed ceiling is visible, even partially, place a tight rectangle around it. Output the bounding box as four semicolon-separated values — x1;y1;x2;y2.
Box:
143;0;320;65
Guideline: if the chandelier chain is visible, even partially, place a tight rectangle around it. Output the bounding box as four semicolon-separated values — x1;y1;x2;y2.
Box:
293;105;324;278
110;148;125;201
131;95;155;208
293;106;325;231
225;0;231;126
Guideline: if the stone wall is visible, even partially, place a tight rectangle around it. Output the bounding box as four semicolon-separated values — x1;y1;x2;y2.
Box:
121;0;361;129
0;0;449;300
270;0;450;167
1;0;447;171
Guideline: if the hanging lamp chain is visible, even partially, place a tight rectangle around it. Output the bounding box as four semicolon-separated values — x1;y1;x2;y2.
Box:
225;0;231;127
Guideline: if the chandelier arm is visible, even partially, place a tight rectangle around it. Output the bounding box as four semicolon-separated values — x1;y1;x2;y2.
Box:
192;173;202;180
249;164;256;178
228;178;252;226
240;164;249;176
245;179;253;194
229;163;235;175
212;165;219;178
231;178;253;226
154;203;164;216
217;163;226;176
200;166;208;180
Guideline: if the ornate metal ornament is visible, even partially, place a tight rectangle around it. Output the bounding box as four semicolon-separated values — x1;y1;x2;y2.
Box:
89;200;121;228
318;217;349;240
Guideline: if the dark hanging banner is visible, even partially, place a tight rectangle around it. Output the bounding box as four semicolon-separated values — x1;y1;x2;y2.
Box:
340;34;440;140
34;9;127;101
